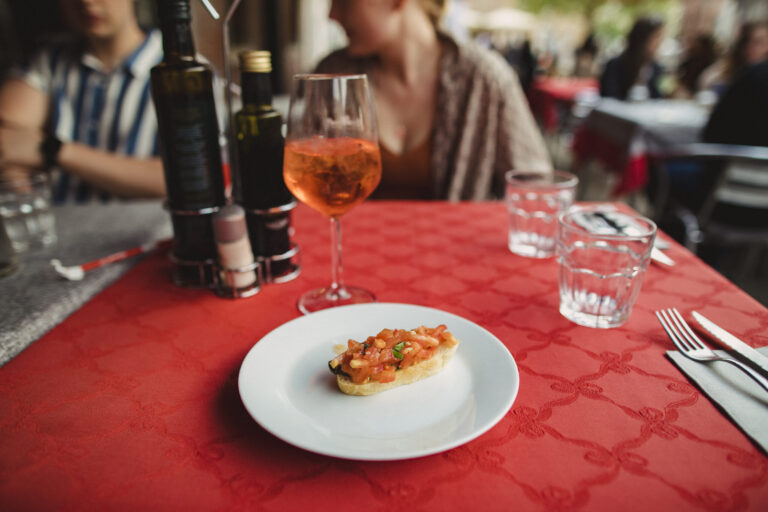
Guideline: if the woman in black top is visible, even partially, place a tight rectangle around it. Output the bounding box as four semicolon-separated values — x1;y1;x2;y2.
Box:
600;16;665;100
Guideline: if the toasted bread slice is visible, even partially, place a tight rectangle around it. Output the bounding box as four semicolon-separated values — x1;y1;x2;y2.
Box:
336;341;458;396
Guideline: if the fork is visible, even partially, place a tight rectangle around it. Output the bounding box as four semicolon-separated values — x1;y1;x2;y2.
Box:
656;308;768;392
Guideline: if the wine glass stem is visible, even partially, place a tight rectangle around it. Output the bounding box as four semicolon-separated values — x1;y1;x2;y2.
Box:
329;217;344;293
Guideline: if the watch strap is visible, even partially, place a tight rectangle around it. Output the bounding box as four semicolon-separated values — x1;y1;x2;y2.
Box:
40;133;62;169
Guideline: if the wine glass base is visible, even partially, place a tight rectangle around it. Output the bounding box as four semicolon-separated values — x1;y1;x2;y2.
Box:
297;286;376;315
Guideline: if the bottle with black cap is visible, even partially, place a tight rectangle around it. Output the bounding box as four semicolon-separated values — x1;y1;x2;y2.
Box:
150;0;226;287
235;50;297;280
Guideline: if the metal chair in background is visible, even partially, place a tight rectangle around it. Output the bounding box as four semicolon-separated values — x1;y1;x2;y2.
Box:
648;143;768;277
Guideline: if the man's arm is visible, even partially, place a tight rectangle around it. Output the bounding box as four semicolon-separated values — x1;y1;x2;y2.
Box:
58;144;166;198
0;78;48;128
0;79;166;198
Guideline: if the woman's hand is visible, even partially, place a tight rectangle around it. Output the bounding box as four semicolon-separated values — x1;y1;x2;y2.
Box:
0;125;44;168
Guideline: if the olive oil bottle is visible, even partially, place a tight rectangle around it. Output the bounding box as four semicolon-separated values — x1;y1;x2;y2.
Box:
151;0;226;285
235;51;295;277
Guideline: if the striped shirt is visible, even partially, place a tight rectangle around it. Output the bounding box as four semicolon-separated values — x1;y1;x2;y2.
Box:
15;30;163;202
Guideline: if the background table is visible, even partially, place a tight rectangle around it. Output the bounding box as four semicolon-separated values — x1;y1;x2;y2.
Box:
529;76;599;134
1;201;767;511
0;200;171;366
572;99;710;195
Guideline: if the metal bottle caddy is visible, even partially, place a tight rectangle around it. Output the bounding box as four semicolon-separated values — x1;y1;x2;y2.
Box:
214;200;302;299
167;204;220;289
166;0;300;299
246;199;301;283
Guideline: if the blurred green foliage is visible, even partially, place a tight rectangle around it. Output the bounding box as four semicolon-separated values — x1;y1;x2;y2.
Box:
518;0;674;20
517;0;679;49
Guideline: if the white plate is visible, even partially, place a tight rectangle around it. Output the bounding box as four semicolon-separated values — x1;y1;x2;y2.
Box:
238;303;519;461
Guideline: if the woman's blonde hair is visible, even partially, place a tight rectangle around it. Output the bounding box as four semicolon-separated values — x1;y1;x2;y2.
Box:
419;0;446;27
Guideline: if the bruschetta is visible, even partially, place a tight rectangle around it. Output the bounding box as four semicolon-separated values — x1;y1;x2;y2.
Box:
328;324;460;396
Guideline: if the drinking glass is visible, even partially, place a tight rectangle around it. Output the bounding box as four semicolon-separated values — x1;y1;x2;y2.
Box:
0;215;18;278
0;172;57;252
505;170;577;258
283;74;382;314
557;206;656;328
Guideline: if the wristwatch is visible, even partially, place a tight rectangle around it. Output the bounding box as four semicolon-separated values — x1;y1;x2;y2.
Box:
40;133;62;169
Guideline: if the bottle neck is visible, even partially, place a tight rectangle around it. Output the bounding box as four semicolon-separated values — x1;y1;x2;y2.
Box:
160;20;196;59
241;72;273;107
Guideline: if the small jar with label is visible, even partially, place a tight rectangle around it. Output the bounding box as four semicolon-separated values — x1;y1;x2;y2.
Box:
212;204;261;298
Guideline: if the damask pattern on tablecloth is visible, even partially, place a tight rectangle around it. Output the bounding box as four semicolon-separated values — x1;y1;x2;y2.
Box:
0;201;766;511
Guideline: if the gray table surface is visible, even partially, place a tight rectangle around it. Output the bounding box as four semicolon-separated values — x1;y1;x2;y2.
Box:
583;98;710;151
0;200;172;366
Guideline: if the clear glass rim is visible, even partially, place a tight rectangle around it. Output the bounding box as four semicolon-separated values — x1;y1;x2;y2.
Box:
505;170;578;189
292;73;368;81
558;205;657;241
0;172;49;187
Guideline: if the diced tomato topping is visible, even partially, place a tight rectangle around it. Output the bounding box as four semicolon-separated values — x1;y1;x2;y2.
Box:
331;325;453;384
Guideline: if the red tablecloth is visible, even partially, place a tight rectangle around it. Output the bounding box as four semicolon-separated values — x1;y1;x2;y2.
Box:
2;201;767;511
571;100;708;196
529;77;598;133
572;126;649;195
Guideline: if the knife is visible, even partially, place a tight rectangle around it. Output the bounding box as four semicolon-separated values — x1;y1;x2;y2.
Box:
693;311;768;374
651;247;675;267
588;211;675;267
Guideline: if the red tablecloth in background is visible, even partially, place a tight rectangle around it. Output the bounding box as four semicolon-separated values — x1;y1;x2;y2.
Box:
1;201;767;511
572;126;649;195
529;77;598;133
570;100;708;197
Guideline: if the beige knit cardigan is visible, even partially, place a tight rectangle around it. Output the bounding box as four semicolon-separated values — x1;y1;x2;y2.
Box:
315;32;552;201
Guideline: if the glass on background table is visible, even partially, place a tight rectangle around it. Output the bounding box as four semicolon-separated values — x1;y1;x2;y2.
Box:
0;171;56;253
0;215;17;278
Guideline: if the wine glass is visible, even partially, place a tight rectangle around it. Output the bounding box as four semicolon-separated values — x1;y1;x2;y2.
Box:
283;74;382;314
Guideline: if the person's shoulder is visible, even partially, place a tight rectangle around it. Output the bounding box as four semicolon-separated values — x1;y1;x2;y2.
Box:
11;37;79;84
143;29;164;58
27;37;80;66
724;60;768;96
601;55;620;71
730;60;768;103
446;34;519;90
743;60;768;83
314;48;369;74
126;29;164;74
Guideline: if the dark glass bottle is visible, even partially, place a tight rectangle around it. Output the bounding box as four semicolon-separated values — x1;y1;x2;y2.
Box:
235;51;294;276
150;0;226;285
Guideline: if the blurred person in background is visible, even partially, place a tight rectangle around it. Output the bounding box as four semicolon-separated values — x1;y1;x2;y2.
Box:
516;40;537;92
0;0;165;202
660;59;768;236
672;34;717;99
703;59;768;148
599;16;665;101
701;59;768;229
504;39;537;93
699;21;768;97
315;0;551;201
573;33;599;78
